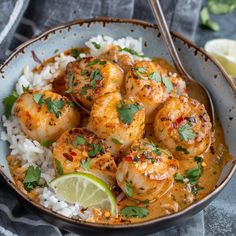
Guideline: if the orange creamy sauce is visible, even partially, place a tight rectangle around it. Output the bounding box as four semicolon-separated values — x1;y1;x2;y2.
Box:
8;48;232;224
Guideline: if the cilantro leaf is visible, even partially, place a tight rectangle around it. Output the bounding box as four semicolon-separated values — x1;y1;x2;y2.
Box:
121;206;149;218
80;85;91;96
65;73;75;93
72;135;85;147
44;98;65;118
22;85;29;92
80;70;89;76
176;145;190;154
87;59;106;66
39;140;54;147
116;103;143;125
119;47;145;58
55;159;63;175
200;6;220;31
71;48;80;58
90;69;103;88
162;75;174;93
23;165;41;192
88;143;103;157
32;93;44;106
91;41;101;49
81;158;91;170
178;123;195;141
2;90;19;119
149;70;162;82
125;181;133;197
133;67;148;80
174;173;185;182
111;138;123;145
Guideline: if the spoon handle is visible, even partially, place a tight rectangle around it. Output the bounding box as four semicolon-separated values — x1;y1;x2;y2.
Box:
148;0;191;82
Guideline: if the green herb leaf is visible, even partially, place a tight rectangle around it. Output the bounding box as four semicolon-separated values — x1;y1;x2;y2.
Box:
65;74;75;93
2;90;19;119
133;66;148;80
55;159;63;175
142;199;150;205
133;156;139;162
191;185;204;196
44;98;65;118
186;167;202;179
39;140;54;147
121;206;149;218
178;123;195;141
32;93;44;106
194;156;203;164
22;85;29;92
125;181;133;197
80;85;91;95
71;48;80;58
111;138;123;145
87;59;106;66
72;135;85;147
23;165;41;192
88;143;103;157
176;145;190;154
162;75;174;93
174;173;184;182
119;47;145;58
208;1;236;14
116;103;143;125
54;49;59;54
90;69;103;88
80;70;89;76
81;158;91;170
149;70;162;82
91;41;101;49
200;6;220;31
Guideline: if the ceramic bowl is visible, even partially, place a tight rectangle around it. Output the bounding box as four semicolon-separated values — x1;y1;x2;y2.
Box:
0;18;236;236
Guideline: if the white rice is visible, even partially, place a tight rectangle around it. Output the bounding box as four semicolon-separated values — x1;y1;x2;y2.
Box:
0;36;147;220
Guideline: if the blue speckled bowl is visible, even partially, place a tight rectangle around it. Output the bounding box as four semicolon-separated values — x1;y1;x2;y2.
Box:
0;18;236;236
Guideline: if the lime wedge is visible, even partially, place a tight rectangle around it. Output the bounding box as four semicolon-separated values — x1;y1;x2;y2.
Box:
49;172;117;216
205;39;236;77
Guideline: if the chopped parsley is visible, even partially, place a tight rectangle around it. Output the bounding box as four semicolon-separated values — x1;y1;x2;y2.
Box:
121;206;149;218
174;157;204;195
72;135;85;147
81;158;91;170
149;70;162;82
91;41;101;49
22;85;29;92
133;66;148;80
39;140;54;148
111;138;123;145
44;98;65;118
147;143;162;155
176;145;190;154
65;73;75;93
80;70;89;76
33;93;44;106
125;181;133;197
2;90;19;119
87;59;106;66
71;48;80;58
23;165;41;192
162;75;174;93
55;159;63;176
116;103;143;125
178;123;195;141
88;143;103;157
90;69;103;88
80;85;91;96
119;47;145;58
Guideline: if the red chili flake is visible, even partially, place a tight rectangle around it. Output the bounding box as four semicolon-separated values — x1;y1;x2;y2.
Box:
63;153;73;162
70;151;77;156
172;122;177;129
210;146;215;154
176;116;184;124
123;156;133;162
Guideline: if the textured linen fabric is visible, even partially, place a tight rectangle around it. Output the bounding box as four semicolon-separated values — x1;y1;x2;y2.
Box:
0;0;235;235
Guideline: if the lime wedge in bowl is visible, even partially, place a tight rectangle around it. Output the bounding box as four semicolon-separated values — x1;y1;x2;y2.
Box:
49;172;117;216
205;39;236;77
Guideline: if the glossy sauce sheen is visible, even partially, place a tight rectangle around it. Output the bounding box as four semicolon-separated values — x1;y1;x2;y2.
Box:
9;49;232;224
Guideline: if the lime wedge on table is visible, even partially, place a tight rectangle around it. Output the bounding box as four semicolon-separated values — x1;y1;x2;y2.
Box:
205;39;236;77
50;172;117;216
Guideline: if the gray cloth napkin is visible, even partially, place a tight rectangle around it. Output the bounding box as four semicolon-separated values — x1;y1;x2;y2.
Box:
1;0;234;235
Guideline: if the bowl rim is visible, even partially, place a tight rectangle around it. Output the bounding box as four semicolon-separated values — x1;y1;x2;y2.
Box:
0;17;236;229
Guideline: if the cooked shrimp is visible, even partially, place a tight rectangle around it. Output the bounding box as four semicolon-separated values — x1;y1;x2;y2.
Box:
87;91;145;158
125;61;186;121
99;45;134;73
65;57;124;109
15;90;80;142
53;128;117;185
153;96;212;159
116;139;178;201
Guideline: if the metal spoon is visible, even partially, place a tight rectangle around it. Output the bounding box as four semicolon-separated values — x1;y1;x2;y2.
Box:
148;0;215;127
